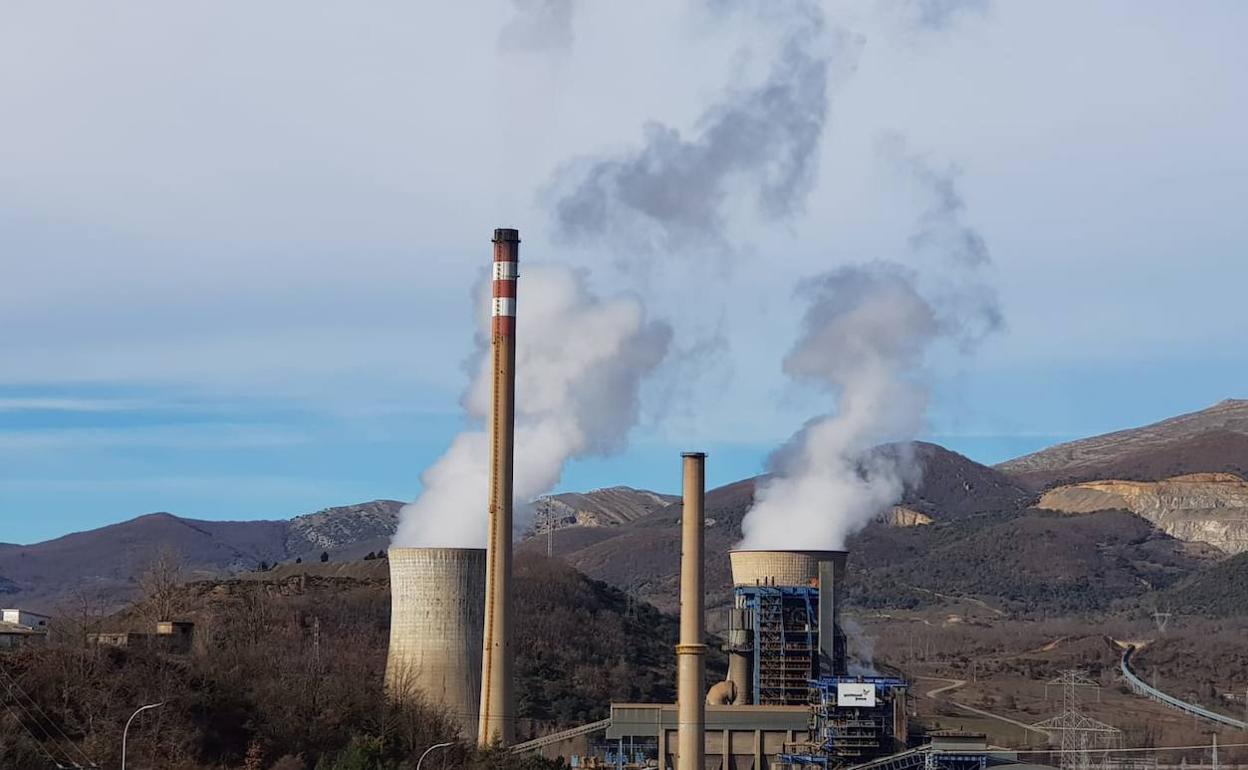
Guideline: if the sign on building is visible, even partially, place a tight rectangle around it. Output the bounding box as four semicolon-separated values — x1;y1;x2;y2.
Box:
837;682;876;707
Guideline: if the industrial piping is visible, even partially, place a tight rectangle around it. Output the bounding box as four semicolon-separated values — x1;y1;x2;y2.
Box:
676;452;707;770
723;606;752;704
817;552;848;677
478;227;519;747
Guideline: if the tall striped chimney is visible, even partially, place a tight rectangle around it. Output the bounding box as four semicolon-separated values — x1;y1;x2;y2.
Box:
478;227;519;746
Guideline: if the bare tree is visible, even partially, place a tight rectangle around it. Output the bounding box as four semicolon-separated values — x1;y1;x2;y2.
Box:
138;545;186;625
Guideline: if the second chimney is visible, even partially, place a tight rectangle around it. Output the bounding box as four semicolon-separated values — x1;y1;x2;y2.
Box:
676;451;707;770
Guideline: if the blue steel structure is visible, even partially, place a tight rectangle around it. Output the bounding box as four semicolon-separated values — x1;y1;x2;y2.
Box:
737;585;819;706
778;677;909;768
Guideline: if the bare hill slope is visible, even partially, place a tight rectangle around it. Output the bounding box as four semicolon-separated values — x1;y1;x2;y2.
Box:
525;442;1034;617
1038;473;1248;554
533;486;678;531
0;501;403;611
998;399;1248;488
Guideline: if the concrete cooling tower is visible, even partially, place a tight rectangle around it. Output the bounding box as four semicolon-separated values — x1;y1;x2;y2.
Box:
385;547;486;739
728;549;839;587
727;549;849;703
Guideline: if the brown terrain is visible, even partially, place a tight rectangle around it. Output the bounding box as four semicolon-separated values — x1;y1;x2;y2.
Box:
997;399;1248;488
1038;473;1248;554
6;399;1248;762
531;486;678;530
519;441;1036;621
0;501;403;611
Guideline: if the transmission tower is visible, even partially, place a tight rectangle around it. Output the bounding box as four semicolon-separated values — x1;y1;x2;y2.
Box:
1152;608;1172;634
1033;670;1122;770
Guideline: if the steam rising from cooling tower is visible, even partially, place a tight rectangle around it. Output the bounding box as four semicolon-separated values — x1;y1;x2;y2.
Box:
739;137;1001;551
393;265;671;549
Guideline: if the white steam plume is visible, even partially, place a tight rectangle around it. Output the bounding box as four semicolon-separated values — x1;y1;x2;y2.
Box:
393;263;671;548
738;138;1000;551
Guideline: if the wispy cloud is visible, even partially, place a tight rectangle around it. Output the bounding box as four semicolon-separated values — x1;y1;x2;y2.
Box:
0;424;309;451
0;475;333;497
0;397;158;412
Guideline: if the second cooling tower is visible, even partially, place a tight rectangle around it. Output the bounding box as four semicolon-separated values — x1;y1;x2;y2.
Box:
727;549;848;705
385;547;486;740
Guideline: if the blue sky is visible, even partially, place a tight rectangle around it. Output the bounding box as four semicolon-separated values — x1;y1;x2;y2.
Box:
2;2;1246;545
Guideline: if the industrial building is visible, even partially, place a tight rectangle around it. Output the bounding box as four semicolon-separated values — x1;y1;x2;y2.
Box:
531;548;910;769
382;227;1027;770
87;620;195;654
0;609;49;650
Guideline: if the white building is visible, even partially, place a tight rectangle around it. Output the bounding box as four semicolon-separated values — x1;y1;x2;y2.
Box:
0;609;50;650
1;609;51;630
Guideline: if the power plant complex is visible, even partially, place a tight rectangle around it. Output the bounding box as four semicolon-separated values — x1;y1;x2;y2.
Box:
385;228;1003;769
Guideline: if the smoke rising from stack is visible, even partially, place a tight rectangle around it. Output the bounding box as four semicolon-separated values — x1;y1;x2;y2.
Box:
738;137;1001;551
393;264;671;548
546;2;858;255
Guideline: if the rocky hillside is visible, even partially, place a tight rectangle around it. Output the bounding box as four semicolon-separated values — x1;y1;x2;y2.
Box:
0;501;403;612
285;500;402;560
532;486;677;531
522;442;1035;619
998;399;1248;488
1038;473;1248;554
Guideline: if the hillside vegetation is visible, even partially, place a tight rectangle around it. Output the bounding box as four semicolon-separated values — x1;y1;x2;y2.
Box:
0;553;683;770
849;509;1205;615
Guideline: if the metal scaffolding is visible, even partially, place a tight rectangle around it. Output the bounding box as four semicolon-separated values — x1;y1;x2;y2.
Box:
739;586;819;705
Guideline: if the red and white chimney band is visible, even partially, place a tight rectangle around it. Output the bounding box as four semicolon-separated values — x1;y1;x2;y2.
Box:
491;260;517;335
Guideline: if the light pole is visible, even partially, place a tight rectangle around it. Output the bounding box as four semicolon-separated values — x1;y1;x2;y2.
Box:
415;741;454;770
121;701;164;770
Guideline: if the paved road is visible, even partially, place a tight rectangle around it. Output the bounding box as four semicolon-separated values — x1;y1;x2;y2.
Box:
918;676;1051;738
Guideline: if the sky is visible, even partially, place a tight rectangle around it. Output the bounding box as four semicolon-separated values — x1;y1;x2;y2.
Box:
2;1;1246;545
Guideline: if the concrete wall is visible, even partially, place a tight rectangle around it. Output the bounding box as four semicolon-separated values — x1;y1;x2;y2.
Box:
609;703;812;770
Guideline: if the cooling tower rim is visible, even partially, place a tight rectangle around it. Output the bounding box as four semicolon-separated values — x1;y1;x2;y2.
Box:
729;548;847;558
388;546;487;556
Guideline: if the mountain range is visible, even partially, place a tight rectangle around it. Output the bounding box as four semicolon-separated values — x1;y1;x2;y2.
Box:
0;500;401;610
5;399;1248;618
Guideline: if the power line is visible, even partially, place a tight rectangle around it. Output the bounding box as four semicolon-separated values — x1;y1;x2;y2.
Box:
0;667;97;768
0;674;83;769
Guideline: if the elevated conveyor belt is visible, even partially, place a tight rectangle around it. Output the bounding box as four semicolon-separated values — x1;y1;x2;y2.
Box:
510;718;612;754
1121;645;1247;730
